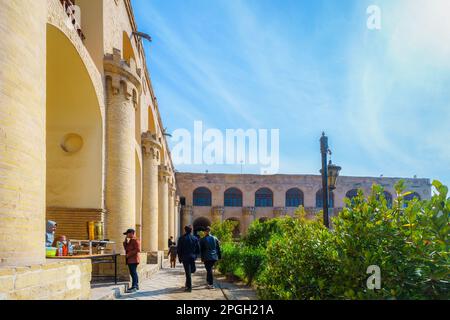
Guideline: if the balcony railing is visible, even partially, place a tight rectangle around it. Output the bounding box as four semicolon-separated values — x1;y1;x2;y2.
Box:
60;0;86;41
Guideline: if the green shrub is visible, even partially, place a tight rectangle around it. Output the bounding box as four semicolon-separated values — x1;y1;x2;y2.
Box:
241;246;266;285
256;181;449;300
243;218;286;249
330;181;449;299
257;218;339;300
211;220;239;244
217;242;242;278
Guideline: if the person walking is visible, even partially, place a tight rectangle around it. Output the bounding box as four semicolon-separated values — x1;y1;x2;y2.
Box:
168;242;177;268
200;226;221;289
123;228;141;293
168;236;175;248
177;225;200;292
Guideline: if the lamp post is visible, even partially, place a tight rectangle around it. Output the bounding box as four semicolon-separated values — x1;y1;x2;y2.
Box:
320;132;341;228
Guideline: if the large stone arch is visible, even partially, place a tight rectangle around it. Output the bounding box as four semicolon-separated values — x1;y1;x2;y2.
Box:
46;24;103;210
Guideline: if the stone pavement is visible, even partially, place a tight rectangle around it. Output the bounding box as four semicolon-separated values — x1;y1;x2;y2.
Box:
117;262;257;300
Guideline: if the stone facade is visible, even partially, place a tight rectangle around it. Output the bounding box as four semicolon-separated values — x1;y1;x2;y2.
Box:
0;0;179;299
0;260;92;300
176;173;431;235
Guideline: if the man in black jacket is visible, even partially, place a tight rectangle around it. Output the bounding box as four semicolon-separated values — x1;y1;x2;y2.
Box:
200;226;221;289
177;225;200;292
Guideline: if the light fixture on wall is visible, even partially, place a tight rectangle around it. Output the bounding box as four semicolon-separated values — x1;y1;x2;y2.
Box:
132;31;152;43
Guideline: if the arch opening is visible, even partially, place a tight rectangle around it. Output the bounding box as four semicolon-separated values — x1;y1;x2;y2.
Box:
316;189;334;208
255;188;273;207
193;187;212;207
224;188;243;207
193;217;212;236
46;24;103;210
226;218;241;239
286;188;304;207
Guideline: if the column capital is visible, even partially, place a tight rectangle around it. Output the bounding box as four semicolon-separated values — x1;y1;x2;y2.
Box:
104;48;142;101
142;131;162;161
212;206;225;217
181;205;193;217
159;165;171;182
273;207;287;217
243;206;256;217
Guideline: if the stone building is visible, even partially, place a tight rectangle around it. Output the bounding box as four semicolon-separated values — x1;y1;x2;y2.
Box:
176;173;431;236
0;0;180;299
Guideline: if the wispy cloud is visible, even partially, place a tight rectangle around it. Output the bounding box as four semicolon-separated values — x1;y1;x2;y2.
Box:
133;0;450;186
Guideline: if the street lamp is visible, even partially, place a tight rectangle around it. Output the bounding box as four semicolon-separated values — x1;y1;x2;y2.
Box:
320;132;341;228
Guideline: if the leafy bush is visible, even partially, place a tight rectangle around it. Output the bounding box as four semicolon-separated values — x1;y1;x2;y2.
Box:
211;220;239;244
217;242;242;278
257;218;339;300
256;181;449;300
330;181;449;299
241;246;266;285
243;218;287;249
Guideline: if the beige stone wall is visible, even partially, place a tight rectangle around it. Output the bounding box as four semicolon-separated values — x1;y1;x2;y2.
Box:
0;0;47;267
0;260;91;300
177;172;432;234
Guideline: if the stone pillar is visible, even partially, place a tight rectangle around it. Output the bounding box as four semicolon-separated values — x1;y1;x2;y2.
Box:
273;207;287;218
158;166;170;251
0;1;47;267
141;132;161;252
242;207;256;235
174;197;180;240
104;49;141;252
212;206;225;224
181;206;194;233
168;184;176;241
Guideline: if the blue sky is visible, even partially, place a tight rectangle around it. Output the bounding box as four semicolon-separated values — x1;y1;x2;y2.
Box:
132;0;450;187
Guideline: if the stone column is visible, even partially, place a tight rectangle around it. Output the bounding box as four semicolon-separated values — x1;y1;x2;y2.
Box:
174;197;180;240
141;132;161;252
181;206;194;232
168;184;176;241
0;2;47;267
212;206;225;224
158;166;170;251
242;207;256;235
104;49;141;252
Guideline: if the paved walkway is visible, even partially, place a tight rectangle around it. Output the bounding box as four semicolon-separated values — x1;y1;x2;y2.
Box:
117;262;257;300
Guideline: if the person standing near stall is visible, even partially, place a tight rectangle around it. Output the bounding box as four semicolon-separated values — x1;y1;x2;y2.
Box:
123;228;141;293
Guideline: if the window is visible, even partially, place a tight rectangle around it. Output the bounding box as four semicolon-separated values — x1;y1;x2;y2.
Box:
224;188;243;207
316;189;334;208
380;191;393;209
193;187;212;206
255;188;273;207
345;189;359;206
403;192;421;208
286;188;304;207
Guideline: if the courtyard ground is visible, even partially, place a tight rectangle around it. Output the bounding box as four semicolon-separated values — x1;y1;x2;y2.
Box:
116;262;257;300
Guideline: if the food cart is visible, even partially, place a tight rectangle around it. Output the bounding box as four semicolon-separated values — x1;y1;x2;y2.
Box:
48;240;120;284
